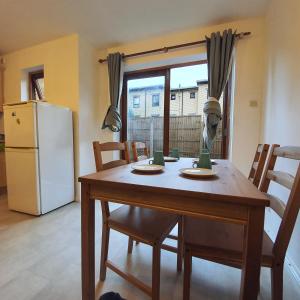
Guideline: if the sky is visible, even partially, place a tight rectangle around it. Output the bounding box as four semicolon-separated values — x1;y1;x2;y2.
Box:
127;64;208;90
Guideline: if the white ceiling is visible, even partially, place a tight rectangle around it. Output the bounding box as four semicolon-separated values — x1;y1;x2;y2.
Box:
0;0;269;54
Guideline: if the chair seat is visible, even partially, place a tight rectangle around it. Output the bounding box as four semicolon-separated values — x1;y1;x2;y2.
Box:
184;217;274;267
108;205;178;244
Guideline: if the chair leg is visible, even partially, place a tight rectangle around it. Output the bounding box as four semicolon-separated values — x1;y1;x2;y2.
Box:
177;217;184;272
128;237;134;254
271;263;283;300
100;223;110;281
152;242;161;300
183;247;192;300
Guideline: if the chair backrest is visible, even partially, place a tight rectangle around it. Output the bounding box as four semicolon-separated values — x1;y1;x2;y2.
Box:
259;144;300;261
92;141;130;222
93;141;130;171
132;141;149;162
248;144;270;187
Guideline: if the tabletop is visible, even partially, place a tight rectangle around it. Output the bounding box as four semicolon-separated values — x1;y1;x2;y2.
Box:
79;158;269;207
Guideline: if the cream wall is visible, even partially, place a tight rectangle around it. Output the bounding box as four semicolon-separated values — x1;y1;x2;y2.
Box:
1;34;81;200
1;34;101;200
0;36;79;131
98;17;266;174
262;0;300;279
2;34;79;110
78;37;100;177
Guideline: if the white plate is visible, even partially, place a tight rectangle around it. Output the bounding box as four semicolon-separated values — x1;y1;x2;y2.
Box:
132;164;164;173
192;158;217;165
179;168;217;178
164;156;178;162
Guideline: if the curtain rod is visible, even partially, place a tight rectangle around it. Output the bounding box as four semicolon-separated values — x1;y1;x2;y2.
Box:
98;31;251;63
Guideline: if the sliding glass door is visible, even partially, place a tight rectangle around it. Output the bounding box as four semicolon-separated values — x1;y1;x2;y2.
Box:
121;62;230;159
122;70;169;157
169;64;224;158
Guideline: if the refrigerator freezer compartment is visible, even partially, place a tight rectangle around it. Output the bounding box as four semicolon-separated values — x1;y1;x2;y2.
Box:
4;102;38;148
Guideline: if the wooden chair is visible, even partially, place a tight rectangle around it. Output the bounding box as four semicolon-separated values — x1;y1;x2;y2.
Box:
183;145;300;300
93;141;130;172
93;141;183;300
248;143;270;187
132;141;149;162
131;140;184;250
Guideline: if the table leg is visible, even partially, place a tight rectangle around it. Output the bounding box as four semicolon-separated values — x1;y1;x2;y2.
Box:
240;206;265;300
81;183;95;300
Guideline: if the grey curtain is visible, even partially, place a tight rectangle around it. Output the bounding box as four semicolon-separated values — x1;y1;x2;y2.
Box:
203;29;236;151
102;52;124;132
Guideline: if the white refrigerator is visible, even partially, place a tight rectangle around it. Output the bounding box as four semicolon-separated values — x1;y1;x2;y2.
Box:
4;101;74;215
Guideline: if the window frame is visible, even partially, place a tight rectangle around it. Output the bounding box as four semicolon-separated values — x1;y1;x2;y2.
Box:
29;70;44;100
151;94;160;107
121;60;232;159
132;96;140;108
190;91;196;99
121;68;170;155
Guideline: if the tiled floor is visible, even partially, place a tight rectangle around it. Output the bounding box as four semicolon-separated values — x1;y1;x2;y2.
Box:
0;193;300;300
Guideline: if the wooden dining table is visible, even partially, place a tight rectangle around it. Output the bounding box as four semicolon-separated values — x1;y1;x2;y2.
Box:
79;158;269;300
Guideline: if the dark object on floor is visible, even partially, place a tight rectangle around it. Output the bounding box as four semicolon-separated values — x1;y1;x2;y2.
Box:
100;292;125;300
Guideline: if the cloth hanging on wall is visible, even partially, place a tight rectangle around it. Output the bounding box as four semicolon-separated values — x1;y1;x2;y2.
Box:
102;52;124;132
203;29;236;151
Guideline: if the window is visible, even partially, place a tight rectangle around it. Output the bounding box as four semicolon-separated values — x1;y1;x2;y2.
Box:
133;96;140;108
171;93;176;100
152;94;160;107
124;74;165;156
190;92;196;99
29;70;44;100
122;62;231;159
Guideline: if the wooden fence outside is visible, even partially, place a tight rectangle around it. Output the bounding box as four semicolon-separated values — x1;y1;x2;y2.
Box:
128;115;222;158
